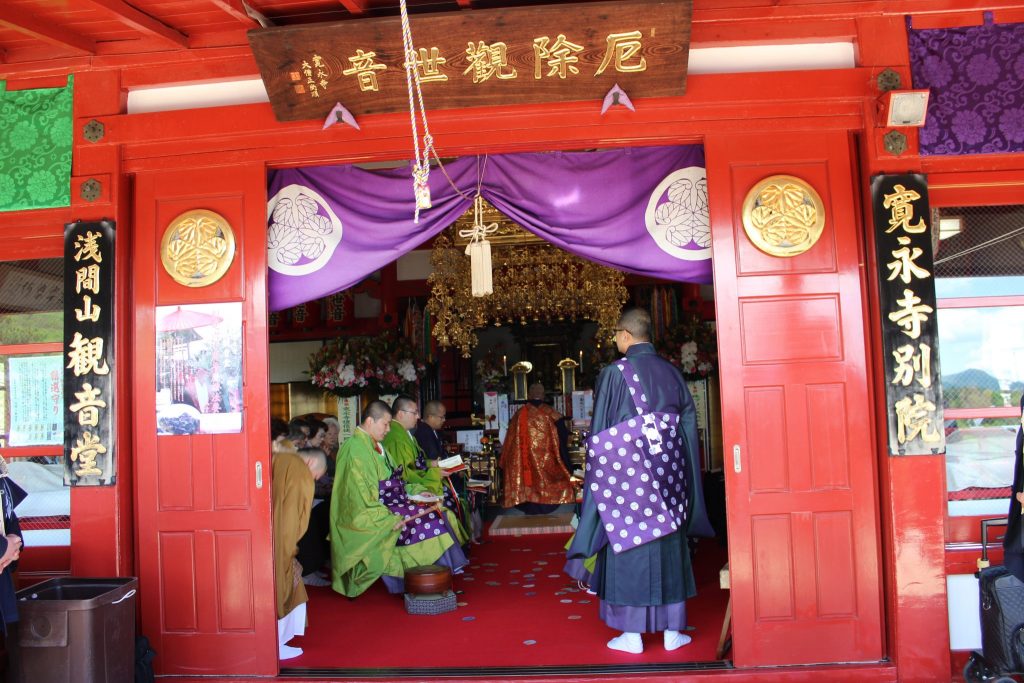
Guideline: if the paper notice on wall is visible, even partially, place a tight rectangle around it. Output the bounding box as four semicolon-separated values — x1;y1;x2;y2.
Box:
571;390;594;424
497;394;509;429
8;354;63;446
483;392;500;430
458;429;483;454
337;395;359;442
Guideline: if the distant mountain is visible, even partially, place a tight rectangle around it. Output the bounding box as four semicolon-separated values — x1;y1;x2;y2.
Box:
942;368;1001;391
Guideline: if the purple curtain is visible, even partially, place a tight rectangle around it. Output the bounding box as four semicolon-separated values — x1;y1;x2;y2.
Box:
267;145;709;311
908;13;1024;156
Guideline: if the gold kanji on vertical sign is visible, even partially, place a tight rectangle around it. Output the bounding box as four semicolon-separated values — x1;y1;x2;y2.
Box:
64;219;116;485
870;174;944;456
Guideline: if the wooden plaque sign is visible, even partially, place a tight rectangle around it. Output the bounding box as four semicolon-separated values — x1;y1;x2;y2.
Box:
63;219;116;485
870;174;945;456
248;0;691;122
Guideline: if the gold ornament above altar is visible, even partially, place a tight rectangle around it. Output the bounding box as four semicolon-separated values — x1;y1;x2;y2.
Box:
428;200;627;357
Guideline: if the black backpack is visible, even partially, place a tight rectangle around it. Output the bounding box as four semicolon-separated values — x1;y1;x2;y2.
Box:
135;635;156;683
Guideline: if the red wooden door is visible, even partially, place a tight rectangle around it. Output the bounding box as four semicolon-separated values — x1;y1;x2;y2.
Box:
133;164;276;675
706;130;884;666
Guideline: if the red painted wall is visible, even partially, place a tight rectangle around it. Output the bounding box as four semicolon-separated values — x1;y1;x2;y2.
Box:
4;3;1024;680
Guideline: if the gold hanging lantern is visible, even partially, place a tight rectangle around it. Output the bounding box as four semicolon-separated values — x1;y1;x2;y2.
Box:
510;361;533;401
558;358;579;394
427;198;627;357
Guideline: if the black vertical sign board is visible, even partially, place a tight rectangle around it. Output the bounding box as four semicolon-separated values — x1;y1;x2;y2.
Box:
871;174;945;455
63;220;116;485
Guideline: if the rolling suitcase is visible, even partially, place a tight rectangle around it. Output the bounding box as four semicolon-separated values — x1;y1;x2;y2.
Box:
965;518;1024;683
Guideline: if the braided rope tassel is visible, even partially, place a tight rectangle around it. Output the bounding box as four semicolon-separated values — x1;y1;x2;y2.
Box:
399;0;434;222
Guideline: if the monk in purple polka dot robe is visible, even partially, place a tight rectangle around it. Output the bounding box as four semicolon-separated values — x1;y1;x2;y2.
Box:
567;307;712;655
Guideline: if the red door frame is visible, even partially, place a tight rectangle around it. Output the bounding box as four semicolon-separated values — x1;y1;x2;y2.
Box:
110;98;904;678
132;164;277;675
707;128;884;666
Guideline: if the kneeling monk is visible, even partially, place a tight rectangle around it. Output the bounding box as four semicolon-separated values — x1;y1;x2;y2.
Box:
330;401;467;597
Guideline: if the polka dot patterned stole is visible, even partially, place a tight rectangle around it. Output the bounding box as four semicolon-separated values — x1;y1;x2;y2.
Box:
583;358;689;554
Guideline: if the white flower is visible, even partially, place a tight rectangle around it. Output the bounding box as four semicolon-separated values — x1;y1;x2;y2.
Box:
338;364;356;384
398;359;417;382
679;341;698;364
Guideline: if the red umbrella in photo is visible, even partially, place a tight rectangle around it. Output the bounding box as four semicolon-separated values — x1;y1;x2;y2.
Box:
157;306;225;410
157;305;223;332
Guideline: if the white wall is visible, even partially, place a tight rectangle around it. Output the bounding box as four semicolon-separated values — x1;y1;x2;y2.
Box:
270;340;322;383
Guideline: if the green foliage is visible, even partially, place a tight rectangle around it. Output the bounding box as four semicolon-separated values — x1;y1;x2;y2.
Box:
0;312;62;344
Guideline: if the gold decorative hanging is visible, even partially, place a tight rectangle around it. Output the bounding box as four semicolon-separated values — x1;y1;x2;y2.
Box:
427;201;627;357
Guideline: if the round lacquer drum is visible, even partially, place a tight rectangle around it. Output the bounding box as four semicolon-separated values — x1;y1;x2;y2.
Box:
405;564;452;595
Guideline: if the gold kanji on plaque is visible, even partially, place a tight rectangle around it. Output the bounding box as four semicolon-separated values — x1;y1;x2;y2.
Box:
160;209;236;287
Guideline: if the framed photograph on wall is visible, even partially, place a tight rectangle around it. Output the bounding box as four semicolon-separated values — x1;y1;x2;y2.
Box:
155;302;243;435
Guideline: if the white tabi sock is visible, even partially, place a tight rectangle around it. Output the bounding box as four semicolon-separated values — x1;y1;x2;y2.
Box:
279;644;303;660
607;631;643;654
664;629;692;651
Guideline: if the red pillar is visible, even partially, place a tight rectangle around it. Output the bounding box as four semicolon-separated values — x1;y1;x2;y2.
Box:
69;68;134;578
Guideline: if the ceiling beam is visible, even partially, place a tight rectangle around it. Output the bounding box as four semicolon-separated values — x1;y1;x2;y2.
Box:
0;8;97;54
338;0;368;15
208;0;259;25
82;0;189;47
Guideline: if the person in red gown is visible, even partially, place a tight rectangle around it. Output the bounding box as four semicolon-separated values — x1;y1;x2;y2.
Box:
500;382;574;511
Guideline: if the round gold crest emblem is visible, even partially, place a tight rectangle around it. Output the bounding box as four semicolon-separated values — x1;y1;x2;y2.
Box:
741;175;826;257
160;209;236;287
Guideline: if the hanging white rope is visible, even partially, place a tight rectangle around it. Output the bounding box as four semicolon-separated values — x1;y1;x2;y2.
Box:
457;194;498;297
399;0;435;223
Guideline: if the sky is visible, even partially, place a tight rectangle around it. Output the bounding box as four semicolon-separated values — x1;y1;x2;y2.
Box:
937;308;1024;384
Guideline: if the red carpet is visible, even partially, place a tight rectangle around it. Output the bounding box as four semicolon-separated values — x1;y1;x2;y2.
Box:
286;534;729;669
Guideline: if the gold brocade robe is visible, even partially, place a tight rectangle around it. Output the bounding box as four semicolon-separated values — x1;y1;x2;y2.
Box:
272;449;313;619
500;402;574;508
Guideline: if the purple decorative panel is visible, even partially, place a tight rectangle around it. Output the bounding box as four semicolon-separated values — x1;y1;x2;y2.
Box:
909;14;1024;155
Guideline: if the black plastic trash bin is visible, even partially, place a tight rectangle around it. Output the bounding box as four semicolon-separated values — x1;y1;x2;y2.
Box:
15;577;138;683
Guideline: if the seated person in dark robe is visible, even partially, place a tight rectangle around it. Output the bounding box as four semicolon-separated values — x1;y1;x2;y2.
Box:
413;400;478;539
321;417;340;468
413;400;448;466
288;417;311;449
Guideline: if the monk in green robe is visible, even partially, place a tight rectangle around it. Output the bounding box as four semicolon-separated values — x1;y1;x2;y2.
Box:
383;395;469;545
382;395;444;495
330;400;467;597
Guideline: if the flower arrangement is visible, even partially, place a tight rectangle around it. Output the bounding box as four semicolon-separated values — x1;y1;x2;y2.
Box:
474;346;508;392
658;313;718;379
309;330;426;397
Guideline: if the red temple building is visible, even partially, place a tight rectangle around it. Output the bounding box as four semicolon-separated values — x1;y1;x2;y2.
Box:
1;1;1023;681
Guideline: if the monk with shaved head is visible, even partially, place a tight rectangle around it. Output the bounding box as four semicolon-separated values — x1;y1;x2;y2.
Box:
567;306;712;654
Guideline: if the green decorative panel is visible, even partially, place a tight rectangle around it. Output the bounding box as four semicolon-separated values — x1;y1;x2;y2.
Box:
0;76;74;212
